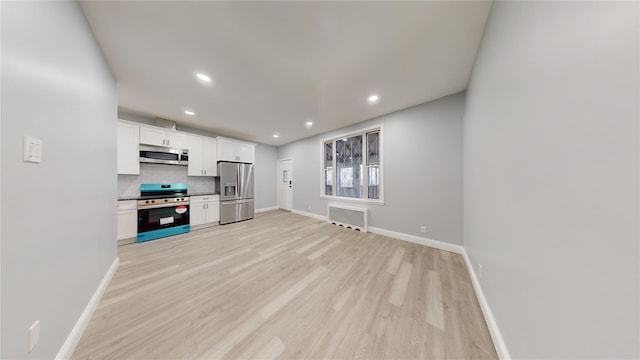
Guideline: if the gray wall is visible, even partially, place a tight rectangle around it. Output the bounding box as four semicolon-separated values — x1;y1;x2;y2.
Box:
118;112;278;210
463;1;639;358
1;2;118;358
278;92;464;245
254;144;278;210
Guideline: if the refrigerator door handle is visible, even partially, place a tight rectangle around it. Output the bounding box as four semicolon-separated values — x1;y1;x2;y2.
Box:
221;199;252;205
237;165;241;199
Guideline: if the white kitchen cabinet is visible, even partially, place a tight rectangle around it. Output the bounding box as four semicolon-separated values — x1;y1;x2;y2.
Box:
117;121;140;175
217;137;255;163
117;200;138;241
167;132;189;150
188;135;217;176
190;195;220;227
140;125;189;149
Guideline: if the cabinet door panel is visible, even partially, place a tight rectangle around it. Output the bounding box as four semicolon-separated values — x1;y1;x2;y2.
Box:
204;138;217;176
139;126;167;147
167;132;189;150
218;139;238;162
117;209;137;240
117;123;140;174
190;204;206;226
188;135;205;176
238;143;254;163
206;201;220;223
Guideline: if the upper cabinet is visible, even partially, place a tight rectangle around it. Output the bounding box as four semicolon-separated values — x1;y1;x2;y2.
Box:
139;126;189;150
217;137;255;163
188;135;217;176
117;121;140;175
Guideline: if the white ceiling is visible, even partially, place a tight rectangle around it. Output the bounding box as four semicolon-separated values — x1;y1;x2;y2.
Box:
80;1;491;146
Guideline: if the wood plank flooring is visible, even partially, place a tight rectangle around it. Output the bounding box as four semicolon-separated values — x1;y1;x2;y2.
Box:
72;210;497;359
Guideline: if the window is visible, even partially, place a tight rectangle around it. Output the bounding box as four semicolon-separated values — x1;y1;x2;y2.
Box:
323;141;333;196
322;126;382;202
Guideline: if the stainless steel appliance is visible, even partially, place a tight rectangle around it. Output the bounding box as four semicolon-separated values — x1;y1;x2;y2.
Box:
137;183;190;242
218;161;254;224
139;144;189;166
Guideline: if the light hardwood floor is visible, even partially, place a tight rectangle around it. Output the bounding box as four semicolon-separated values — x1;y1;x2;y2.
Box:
72;210;497;359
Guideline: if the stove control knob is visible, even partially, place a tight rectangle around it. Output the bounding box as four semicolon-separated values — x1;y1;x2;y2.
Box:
145;200;149;204
164;199;168;202
151;200;155;203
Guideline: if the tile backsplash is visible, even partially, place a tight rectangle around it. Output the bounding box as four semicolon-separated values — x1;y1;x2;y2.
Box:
118;163;216;197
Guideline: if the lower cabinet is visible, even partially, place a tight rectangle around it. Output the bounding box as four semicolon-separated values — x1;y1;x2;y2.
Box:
117;200;137;241
190;195;220;227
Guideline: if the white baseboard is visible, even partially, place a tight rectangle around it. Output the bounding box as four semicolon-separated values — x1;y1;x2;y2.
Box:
368;226;465;254
256;206;279;213
291;208;463;254
291;209;328;221
56;257;119;360
462;251;511;360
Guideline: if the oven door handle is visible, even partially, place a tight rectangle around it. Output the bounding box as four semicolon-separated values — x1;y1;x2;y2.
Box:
138;203;190;210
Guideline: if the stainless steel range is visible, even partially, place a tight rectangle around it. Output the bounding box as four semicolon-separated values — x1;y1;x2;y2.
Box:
137;183;190;242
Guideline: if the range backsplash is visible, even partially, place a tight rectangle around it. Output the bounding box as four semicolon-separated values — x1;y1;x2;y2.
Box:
118;163;216;197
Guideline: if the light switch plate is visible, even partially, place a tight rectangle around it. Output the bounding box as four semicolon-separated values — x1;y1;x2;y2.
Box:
28;320;40;353
23;136;42;163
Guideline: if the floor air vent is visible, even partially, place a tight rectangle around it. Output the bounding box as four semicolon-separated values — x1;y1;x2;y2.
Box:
328;204;368;232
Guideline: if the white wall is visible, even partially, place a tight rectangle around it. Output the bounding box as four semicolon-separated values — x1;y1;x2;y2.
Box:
278;92;464;245
1;2;118;358
463;1;639;358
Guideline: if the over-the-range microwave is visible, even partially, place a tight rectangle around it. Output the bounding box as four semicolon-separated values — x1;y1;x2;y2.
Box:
139;144;188;166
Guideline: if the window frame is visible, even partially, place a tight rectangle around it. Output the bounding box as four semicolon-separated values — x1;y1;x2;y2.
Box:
320;124;384;205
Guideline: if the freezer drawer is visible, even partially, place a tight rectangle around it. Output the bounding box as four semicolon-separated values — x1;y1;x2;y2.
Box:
219;199;254;225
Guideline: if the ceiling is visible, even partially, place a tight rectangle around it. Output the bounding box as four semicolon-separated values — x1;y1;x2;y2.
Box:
80;1;491;146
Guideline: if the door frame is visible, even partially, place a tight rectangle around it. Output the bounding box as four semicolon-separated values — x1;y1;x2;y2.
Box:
277;158;293;211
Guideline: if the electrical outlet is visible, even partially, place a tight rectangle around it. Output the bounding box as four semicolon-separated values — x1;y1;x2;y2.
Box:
478;264;483;279
420;225;427;234
28;320;40;353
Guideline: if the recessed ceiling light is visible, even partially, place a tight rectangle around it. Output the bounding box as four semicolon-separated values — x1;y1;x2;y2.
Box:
196;73;211;82
184;110;195;116
305;121;313;127
368;94;379;103
273;133;280;138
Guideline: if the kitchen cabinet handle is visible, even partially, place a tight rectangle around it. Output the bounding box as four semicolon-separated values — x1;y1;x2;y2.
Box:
167;139;170;146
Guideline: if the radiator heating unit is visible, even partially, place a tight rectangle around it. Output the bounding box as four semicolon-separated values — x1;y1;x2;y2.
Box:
327;203;368;232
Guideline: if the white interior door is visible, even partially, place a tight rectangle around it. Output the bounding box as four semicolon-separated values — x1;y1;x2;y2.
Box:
278;159;293;211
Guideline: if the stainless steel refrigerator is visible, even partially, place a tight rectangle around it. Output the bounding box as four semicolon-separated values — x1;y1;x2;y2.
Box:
218;161;255;225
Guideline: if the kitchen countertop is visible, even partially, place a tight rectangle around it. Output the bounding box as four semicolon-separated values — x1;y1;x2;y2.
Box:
187;192;220;197
117;192;219;201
